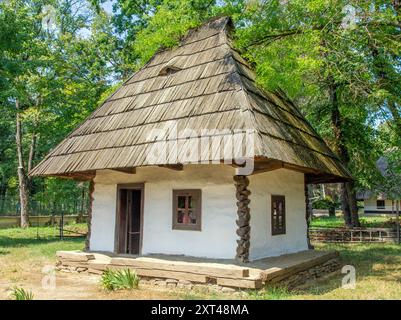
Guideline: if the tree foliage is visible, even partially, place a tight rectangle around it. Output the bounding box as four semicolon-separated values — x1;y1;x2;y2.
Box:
1;0;400;222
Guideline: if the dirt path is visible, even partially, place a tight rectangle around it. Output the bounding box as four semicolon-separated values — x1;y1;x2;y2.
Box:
0;252;184;300
0;264;179;300
0;232;188;300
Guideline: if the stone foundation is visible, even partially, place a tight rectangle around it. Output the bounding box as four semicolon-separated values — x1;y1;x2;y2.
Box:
55;255;341;292
55;262;245;295
272;258;340;289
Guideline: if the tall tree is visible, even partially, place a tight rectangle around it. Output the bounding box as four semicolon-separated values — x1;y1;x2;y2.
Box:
0;0;49;226
0;0;118;224
234;0;400;227
97;0;400;227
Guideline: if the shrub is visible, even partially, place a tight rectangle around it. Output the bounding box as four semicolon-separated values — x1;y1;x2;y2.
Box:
11;287;34;300
101;268;139;291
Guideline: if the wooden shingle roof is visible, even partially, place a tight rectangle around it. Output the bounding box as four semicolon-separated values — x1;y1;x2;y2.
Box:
30;17;351;182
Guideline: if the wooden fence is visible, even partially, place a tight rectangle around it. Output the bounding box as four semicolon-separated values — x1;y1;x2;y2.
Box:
309;227;400;243
0;196;89;216
0;215;87;229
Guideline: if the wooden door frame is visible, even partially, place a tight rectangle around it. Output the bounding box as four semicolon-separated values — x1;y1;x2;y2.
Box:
114;183;144;255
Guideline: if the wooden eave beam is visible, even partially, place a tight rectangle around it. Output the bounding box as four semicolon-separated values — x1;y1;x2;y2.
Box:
51;171;96;181
282;163;320;175
158;164;184;171
250;158;351;183
305;173;350;184
111;167;136;174
251;160;284;175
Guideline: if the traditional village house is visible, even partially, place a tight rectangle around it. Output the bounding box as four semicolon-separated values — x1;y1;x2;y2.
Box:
357;155;401;215
31;17;350;269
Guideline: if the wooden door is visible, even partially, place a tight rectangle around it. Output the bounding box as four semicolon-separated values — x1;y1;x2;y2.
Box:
117;187;142;254
127;190;141;254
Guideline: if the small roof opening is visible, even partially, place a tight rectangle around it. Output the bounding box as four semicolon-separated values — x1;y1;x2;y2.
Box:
159;56;182;76
159;65;181;76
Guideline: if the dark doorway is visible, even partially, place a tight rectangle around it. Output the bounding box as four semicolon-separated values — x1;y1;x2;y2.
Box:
116;186;143;254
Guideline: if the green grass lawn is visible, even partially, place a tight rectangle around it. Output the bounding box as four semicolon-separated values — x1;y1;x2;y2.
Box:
310;215;396;228
287;242;401;300
0;225;86;261
1;226;401;299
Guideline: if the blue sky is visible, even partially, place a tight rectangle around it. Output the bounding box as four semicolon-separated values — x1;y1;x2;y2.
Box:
102;0;114;14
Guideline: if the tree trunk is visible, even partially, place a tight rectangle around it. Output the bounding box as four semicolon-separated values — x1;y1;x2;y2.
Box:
15;99;29;228
387;101;401;140
341;184;352;227
394;1;401;26
346;181;360;227
328;82;360;227
76;185;85;223
27;132;37;194
369;33;401;141
328;204;336;218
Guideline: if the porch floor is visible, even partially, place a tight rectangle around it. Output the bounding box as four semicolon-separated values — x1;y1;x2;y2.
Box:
56;250;339;289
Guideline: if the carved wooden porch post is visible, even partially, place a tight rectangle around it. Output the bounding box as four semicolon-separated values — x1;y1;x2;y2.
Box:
234;175;251;262
304;179;314;249
85;180;95;251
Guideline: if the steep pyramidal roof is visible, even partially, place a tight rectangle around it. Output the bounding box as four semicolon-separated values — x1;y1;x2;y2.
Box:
31;17;350;182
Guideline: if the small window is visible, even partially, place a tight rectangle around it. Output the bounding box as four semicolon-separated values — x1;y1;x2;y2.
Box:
271;195;286;235
173;190;201;231
377;200;385;209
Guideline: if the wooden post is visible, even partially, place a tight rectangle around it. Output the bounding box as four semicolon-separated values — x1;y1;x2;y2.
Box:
85;180;95;251
234;175;251;263
60;211;64;240
304;179;314;249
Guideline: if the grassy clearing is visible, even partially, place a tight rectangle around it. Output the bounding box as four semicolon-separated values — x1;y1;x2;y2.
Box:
0;226;400;299
0;226;88;299
189;242;401;300
0;224;86;260
311;216;395;228
283;242;401;299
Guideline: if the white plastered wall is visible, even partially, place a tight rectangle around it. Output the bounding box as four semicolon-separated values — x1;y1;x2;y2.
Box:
90;165;238;259
90;165;308;260
364;198;395;213
248;169;308;260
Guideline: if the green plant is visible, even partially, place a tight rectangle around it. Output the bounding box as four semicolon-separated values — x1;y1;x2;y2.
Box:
249;286;291;300
11;287;34;300
101;268;139;291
